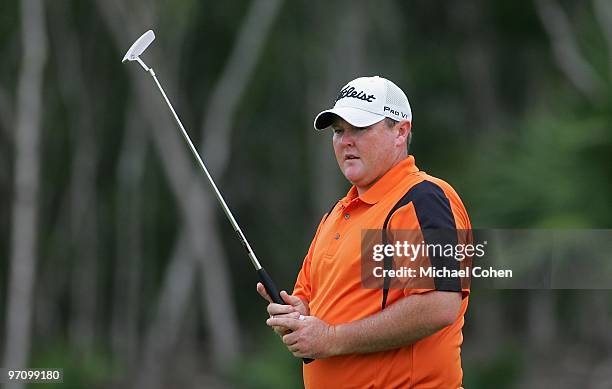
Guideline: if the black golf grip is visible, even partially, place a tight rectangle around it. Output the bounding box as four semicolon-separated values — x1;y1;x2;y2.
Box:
257;267;283;304
257;267;314;364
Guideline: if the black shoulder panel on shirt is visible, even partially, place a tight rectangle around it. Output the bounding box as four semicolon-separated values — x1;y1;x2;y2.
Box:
409;180;456;230
382;180;455;230
381;180;461;310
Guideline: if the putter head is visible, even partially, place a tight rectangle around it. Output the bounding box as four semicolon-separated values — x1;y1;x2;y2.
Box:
122;30;155;63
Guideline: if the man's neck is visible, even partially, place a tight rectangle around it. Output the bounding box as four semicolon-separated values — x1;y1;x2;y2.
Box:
356;185;370;197
355;154;408;197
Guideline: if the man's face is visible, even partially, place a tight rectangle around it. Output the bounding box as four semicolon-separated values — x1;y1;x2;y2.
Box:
331;117;404;193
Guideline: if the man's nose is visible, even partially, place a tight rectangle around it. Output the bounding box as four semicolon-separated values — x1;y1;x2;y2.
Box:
339;131;354;146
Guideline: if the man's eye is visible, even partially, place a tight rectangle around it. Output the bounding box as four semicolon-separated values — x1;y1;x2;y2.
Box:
333;128;343;135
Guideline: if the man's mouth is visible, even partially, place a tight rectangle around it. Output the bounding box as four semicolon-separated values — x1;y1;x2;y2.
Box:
344;154;359;160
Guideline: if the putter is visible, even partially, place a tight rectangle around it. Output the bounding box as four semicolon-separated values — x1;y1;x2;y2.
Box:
122;30;313;364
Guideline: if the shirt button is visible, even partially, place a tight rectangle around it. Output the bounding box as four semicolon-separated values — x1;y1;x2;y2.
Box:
344;214;350;220
334;233;340;240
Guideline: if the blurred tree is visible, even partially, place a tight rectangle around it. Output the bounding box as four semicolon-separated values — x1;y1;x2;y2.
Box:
3;2;47;389
46;0;100;357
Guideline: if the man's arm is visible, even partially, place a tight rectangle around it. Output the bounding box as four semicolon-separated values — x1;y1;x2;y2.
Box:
332;290;461;355
267;290;461;359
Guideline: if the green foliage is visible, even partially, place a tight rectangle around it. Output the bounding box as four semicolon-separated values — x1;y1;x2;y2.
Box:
227;331;303;389
463;344;523;389
29;342;116;389
466;99;612;227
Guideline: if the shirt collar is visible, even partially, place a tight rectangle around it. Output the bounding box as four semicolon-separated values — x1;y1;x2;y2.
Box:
340;156;419;206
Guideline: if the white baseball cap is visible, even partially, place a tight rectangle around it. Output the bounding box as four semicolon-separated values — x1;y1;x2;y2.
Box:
313;76;412;130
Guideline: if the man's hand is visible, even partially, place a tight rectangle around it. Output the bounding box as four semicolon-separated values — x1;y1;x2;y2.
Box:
256;283;309;336
266;315;337;359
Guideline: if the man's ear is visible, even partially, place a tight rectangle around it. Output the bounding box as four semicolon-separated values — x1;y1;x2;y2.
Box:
395;120;412;146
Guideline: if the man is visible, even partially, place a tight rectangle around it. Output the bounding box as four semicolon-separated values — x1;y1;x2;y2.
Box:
257;76;471;388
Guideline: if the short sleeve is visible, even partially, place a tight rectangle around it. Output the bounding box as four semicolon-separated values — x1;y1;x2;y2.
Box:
388;180;470;299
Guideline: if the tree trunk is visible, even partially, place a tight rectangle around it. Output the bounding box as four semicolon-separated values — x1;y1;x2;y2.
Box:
306;1;368;216
47;0;99;356
136;234;194;389
3;2;47;389
593;0;612;79
0;84;12;186
449;0;504;132
112;99;147;368
527;290;556;349
534;0;603;102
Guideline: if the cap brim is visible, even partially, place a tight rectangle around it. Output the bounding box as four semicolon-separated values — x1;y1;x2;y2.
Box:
313;107;385;131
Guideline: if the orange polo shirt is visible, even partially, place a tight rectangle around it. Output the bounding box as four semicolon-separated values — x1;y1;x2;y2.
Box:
293;156;471;388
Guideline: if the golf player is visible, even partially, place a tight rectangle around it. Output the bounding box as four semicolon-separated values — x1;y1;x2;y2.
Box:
257;76;471;388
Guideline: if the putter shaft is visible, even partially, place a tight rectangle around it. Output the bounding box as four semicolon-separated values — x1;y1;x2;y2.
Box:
124;46;313;363
148;68;263;271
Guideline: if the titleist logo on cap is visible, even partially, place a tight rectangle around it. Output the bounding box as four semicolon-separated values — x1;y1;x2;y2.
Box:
313;76;412;130
336;85;376;103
